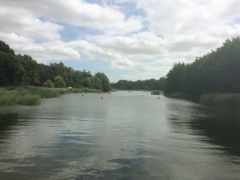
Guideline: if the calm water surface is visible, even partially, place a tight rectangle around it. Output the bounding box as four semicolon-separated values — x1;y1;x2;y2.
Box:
0;91;240;179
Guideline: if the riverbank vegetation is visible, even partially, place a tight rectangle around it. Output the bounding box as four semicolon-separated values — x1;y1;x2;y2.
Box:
0;41;111;92
0;86;100;106
199;93;240;108
164;37;240;107
0;41;111;105
112;78;166;91
2;37;240;108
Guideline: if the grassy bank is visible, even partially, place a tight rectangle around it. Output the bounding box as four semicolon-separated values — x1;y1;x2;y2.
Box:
164;91;240;108
164;92;196;101
0;86;101;106
199;93;240;108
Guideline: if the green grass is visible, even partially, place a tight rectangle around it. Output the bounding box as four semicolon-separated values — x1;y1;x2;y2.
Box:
24;86;61;98
164;92;195;100
15;94;41;105
199;93;240;108
0;88;41;105
0;86;101;106
78;88;100;93
164;92;185;98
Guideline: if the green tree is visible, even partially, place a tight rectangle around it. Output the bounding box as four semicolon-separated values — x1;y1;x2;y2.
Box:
112;78;166;91
0;41;14;54
71;71;83;88
0;41;111;92
164;37;240;99
89;76;102;90
18;55;40;85
164;63;186;93
54;75;66;88
0;52;25;86
95;73;111;92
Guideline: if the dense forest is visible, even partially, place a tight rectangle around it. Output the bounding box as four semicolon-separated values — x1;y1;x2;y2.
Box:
112;78;166;90
164;37;240;100
0;41;111;92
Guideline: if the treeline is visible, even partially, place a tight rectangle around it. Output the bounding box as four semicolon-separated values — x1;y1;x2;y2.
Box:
0;41;111;92
112;78;166;90
164;37;240;100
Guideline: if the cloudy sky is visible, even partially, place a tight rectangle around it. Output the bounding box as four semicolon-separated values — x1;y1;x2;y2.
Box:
0;0;240;81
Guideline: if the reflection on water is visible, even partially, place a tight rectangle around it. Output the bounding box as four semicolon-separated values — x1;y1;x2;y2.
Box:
191;109;240;157
0;91;240;179
167;101;240;158
0;113;19;133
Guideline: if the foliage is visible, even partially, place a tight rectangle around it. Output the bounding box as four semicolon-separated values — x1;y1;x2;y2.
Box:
0;41;14;54
54;75;66;88
164;63;186;94
0;86;103;106
16;94;41;105
43;80;54;88
164;37;240;100
25;86;60;98
95;73;111;92
112;77;166;90
200;93;240;108
0;88;41;105
0;41;111;92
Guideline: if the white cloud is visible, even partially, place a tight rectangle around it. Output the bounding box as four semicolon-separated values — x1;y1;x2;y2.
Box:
0;31;138;69
0;33;80;62
0;6;62;41
68;39;139;69
135;0;240;36
0;0;142;35
0;0;240;81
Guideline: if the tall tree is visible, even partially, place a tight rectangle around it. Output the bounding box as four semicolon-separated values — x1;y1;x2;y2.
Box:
95;73;111;92
164;37;240;99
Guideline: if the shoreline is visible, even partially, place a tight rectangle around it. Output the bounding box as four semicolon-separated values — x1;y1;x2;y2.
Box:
0;86;101;106
164;92;240;108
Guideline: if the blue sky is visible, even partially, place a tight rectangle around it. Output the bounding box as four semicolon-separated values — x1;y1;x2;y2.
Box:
0;0;240;82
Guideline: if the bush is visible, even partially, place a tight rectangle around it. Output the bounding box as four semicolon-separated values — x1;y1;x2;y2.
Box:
26;86;60;98
199;93;240;108
0;86;102;106
43;80;55;88
0;88;41;105
0;92;17;105
0;86;60;106
54;75;66;88
16;94;41;105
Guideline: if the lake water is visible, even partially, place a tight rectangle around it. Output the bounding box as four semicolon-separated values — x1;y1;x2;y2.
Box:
0;91;240;179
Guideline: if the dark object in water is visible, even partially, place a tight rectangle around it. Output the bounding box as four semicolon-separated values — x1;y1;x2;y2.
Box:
151;91;160;95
